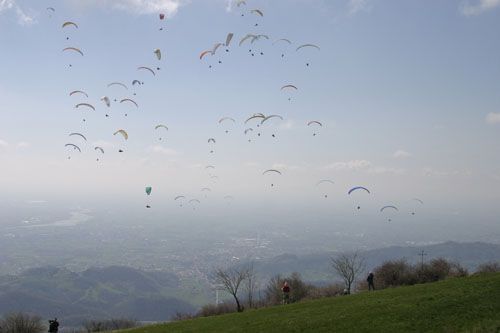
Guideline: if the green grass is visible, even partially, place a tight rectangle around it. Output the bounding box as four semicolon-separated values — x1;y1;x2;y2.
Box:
121;273;500;333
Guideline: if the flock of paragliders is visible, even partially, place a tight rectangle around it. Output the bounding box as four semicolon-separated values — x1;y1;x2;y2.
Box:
56;0;423;219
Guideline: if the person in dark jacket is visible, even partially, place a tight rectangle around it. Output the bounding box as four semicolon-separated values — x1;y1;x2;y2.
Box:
48;318;59;333
281;281;291;304
367;272;375;291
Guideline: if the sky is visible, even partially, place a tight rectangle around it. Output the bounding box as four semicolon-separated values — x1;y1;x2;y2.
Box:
0;0;500;236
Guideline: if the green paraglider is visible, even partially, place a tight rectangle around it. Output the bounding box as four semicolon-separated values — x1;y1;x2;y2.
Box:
145;187;152;195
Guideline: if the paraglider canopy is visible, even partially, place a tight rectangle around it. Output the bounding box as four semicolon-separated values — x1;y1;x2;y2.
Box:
145;187;152;195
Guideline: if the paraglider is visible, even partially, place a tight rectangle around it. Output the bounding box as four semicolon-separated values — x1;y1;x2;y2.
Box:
199;50;212;60
225;33;234;48
239;34;257;46
132;80;142;86
317;179;334;198
145;186;152;208
245;114;265;124
154;48;162;60
155;124;168;140
263;169;282;187
381;205;399;222
308;120;323;136
159;13;165;20
273;38;292;45
101;96;111;107
94;146;104;161
348;186;370;210
281;85;298;91
219;117;236;133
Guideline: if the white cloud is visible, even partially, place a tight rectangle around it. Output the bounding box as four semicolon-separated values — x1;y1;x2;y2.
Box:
460;0;500;16
486;112;500;124
422;167;471;177
92;140;115;149
16;141;30;149
272;163;301;171
149;145;179;155
0;0;35;25
393;150;412;159
348;0;371;15
368;167;405;175
279;120;295;131
73;0;188;16
324;159;372;171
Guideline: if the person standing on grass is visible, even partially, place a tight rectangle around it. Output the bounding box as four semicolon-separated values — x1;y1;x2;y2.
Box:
282;281;291;304
367;271;375;291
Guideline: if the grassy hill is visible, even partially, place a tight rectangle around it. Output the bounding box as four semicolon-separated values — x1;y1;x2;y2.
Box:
122;273;500;333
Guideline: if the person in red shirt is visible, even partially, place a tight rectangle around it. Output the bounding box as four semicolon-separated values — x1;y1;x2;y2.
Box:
281;281;291;304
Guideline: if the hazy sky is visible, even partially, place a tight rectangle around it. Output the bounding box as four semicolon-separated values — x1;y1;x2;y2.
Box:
0;0;500;230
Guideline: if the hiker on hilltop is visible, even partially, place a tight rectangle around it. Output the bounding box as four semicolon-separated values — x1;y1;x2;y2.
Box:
367;272;375;291
48;318;59;333
281;281;291;304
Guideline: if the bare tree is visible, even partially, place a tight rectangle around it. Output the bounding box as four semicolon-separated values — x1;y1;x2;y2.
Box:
0;312;45;333
214;265;250;312
330;251;365;294
244;262;258;308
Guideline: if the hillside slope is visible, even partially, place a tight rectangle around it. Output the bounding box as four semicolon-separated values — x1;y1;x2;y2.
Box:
123;273;500;333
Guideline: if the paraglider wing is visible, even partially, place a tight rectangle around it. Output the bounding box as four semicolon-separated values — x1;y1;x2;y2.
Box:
414;198;424;205
62;21;78;29
262;169;282;175
250;9;264;16
47;7;55;12
244;115;265;124
189;199;201;204
296;44;321;52
260;115;284;124
145;187;152;196
137;66;155;76
211;43;223;55
174;195;185;201
62;47;84;56
159;13;165;20
244;128;253;134
239;34;256;46
348;186;371;195
201;187;211;192
205;165;215;170
273;38;292;45
65;143;81;152
218;117;236;124
132;80;141;86
94;146;104;154
69;132;87;141
113;129;128;140
69;90;88;98
317;179;334;186
225;33;234;46
108;82;128;90
236;0;246;7
208;138;216;143
380;205;399;212
280;84;298;91
120;98;138;108
199;50;212;60
307;120;323;127
75;103;95;111
155;124;168;131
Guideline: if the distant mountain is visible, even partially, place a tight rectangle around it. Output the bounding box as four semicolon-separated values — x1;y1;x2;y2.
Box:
246;241;500;283
0;266;195;326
